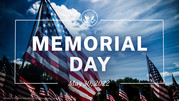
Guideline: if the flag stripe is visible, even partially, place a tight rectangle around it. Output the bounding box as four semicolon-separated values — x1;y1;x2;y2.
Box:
119;94;128;101
35;31;68;66
32;46;69;74
147;56;170;101
67;55;100;93
152;89;167;101
25;49;68;79
23;1;103;100
26;46;68;78
48;88;58;100
68;86;93;100
39;87;46;97
0;72;14;93
149;76;168;93
69;71;98;97
76;50;103;91
139;89;147;101
149;75;170;100
151;83;169;96
77;51;100;80
119;84;129;101
119;91;128;99
69;75;96;95
119;91;129;101
20;76;35;90
24;52;68;85
66;50;96;99
30;32;69;72
150;85;170;100
51;1;101;99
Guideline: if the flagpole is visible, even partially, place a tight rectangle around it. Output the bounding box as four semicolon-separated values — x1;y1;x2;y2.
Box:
19;0;43;75
146;55;153;101
15;0;43;97
46;0;67;30
46;0;60;20
46;0;71;86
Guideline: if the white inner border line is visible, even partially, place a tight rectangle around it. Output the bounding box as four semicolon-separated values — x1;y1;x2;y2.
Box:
15;19;164;85
100;19;165;85
14;20;59;84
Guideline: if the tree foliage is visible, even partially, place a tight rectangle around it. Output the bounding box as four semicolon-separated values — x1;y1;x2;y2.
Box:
13;63;174;101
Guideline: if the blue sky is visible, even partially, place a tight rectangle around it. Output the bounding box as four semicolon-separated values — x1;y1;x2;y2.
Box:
0;0;179;85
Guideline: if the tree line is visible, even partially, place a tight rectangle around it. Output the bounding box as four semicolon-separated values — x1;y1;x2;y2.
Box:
10;61;174;101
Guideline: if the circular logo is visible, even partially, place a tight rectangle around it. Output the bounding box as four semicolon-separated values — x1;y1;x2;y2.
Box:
81;9;98;27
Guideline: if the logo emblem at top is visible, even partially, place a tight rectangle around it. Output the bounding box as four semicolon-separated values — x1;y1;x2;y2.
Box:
81;9;98;27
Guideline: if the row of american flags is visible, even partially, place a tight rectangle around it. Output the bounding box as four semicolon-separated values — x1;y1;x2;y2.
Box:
106;87;146;101
0;54;179;101
0;56;76;101
105;56;179;101
0;0;178;100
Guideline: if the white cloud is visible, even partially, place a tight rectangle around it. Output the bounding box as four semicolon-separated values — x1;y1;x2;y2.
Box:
96;0;161;35
160;71;179;77
12;58;30;67
94;0;179;39
173;71;179;76
173;63;179;67
27;1;40;14
166;62;179;70
160;71;170;77
80;0;109;3
12;58;22;64
166;67;175;70
27;1;88;36
96;0;160;34
50;3;88;36
91;0;100;3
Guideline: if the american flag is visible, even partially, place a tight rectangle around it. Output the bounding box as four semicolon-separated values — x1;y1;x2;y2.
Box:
106;90;115;101
139;88;147;101
146;55;170;101
40;82;50;101
48;88;58;101
23;0;69;85
60;88;75;101
39;87;46;97
16;75;41;101
0;56;41;100
119;83;129;101
70;94;76;101
31;90;42;101
40;82;58;101
0;72;14;98
16;76;34;98
64;91;72;101
23;0;102;100
172;74;179;101
0;56;17;100
0;88;6;100
0;56;14;96
58;88;64;101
